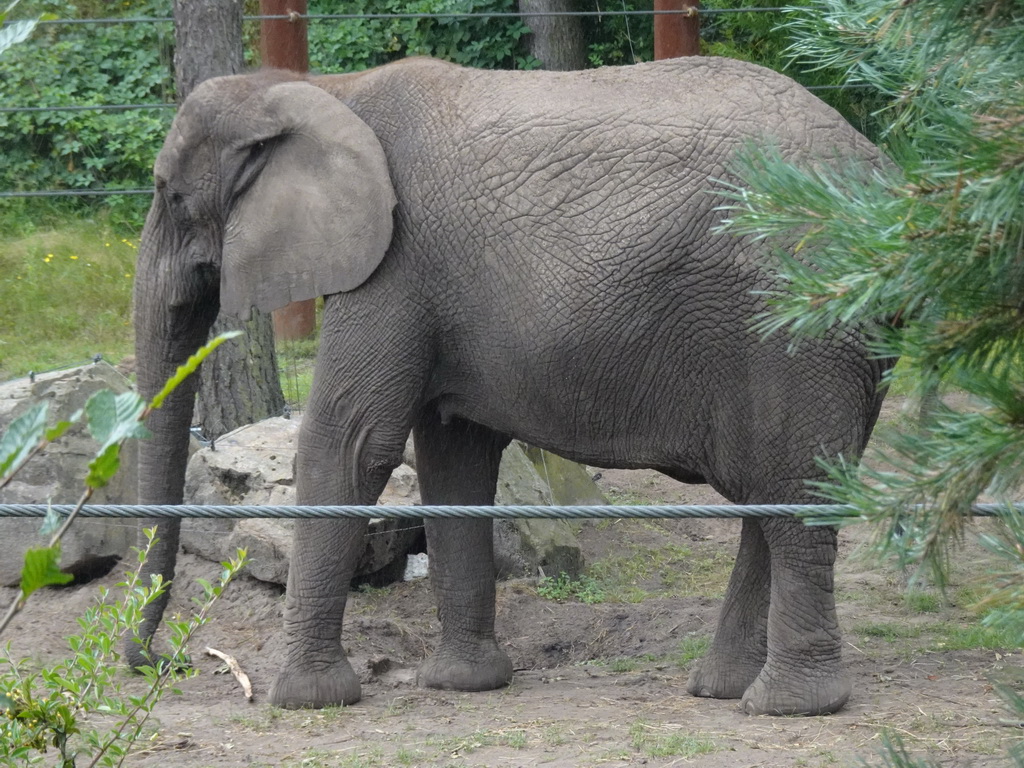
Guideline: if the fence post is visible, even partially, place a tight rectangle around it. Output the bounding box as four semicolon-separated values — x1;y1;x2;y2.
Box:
654;0;699;59
260;0;316;340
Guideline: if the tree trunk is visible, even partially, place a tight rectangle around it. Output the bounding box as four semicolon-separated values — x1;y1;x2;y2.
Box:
174;0;286;439
194;310;285;439
519;0;587;71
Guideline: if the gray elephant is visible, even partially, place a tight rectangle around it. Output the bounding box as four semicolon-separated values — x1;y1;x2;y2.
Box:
131;56;890;716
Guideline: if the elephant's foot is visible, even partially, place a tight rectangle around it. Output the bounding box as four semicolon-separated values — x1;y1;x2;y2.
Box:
416;642;513;692
739;656;850;716
269;658;361;709
686;653;764;700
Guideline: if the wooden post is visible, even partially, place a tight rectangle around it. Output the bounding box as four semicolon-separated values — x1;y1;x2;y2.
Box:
260;0;316;340
654;0;699;59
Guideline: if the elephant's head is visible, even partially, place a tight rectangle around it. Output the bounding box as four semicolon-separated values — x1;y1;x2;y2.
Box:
133;70;396;501
127;72;396;670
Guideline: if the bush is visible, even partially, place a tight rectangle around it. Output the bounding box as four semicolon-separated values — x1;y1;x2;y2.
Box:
308;0;536;73
0;1;173;225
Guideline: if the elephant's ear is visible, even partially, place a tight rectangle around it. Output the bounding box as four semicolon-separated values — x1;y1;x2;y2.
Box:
220;81;396;318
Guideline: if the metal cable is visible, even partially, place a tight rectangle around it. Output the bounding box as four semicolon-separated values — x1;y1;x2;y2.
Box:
30;8;791;26
0;188;152;199
0;503;1003;520
0;103;175;114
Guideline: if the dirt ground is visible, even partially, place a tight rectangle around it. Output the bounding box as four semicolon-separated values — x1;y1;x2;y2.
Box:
2;397;1022;767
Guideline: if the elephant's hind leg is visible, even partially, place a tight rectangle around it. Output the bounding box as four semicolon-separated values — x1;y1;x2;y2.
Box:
740;515;849;716
413;410;514;692
687;517;770;699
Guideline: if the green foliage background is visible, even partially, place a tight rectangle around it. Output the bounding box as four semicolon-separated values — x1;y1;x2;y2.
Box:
0;0;882;231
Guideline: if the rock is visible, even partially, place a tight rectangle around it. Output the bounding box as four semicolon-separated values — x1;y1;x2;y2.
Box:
182;417;423;586
181;417;602;586
493;443;590;580
0;362;139;586
404;552;429;581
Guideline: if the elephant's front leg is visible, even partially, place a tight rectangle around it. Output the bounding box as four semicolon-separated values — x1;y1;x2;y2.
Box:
741;517;849;716
269;517;369;709
413;412;514;691
269;402;407;708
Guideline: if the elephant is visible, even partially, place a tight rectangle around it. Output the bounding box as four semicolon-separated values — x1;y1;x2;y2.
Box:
131;55;891;717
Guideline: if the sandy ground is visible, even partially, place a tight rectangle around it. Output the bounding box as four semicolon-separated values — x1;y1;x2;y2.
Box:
2;397;1022;767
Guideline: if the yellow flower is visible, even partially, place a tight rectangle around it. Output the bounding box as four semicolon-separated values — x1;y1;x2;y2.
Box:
125;273;132;279
70;255;79;260
105;242;111;247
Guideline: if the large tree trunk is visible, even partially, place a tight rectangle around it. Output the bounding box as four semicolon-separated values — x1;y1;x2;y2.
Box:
174;0;285;439
519;0;587;71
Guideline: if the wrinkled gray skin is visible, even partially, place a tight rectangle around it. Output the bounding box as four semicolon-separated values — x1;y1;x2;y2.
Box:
131;56;890;716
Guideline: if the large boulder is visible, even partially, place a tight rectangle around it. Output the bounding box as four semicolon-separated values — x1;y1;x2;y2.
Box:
0;362;139;585
182;417;602;585
182;417;423;586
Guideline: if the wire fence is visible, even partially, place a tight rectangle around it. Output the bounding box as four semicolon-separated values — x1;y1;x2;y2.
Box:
0;4;879;200
0;502;1005;521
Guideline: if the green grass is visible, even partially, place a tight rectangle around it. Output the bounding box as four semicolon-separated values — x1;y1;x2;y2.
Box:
854;621;924;641
674;635;711;669
0;213;325;409
586;541;733;603
903;590;943;613
629;720;717;759
536;571;607;604
0;218;137;380
929;622;1024;651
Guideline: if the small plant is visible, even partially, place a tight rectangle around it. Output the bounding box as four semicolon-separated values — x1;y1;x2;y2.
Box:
903;591;942;614
0;332;247;766
1;534;247;767
674;635;710;669
536;572;606;604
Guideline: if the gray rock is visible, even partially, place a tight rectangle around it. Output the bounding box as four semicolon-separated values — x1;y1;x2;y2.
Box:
493;442;590;579
182;417;602;585
0;363;139;586
182;417;423;586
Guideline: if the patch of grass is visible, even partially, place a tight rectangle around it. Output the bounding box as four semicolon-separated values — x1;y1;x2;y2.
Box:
0;219;137;380
628;720;718;759
500;729;528;749
229;705;283;731
606;654;657;673
537;572;606;604
394;747;427;765
425;729;497;755
853;622;924;641
903;590;942;613
541;724;570;746
674;635;711;669
929;622;1024;651
276;325;321;408
587;541;732;603
603;489;656;506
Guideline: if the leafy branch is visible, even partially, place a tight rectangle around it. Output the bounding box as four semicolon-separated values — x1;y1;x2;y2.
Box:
0;330;246;766
0;330;240;637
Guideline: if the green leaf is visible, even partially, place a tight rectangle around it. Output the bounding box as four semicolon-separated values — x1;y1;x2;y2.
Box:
44;409;82;443
85;390;149;450
0;401;48;481
0;18;37;57
20;544;73;599
86;443;121;489
149;331;242;410
40;505;63;537
0;692;16;712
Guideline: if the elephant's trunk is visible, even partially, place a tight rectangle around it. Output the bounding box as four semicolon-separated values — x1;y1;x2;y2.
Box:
127;200;219;670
